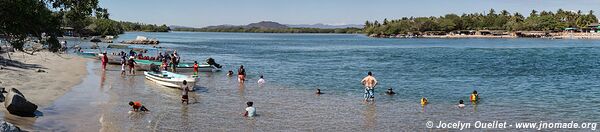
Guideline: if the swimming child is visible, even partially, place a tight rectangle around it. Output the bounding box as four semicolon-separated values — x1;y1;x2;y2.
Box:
458;100;465;108
316;88;323;95
470;90;479;102
129;101;149;112
227;70;234;77
182;80;190;104
385;88;396;95
420;97;428;106
257;75;265;84
243;101;256;117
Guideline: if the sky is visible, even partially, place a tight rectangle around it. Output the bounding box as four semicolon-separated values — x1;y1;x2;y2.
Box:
100;0;600;28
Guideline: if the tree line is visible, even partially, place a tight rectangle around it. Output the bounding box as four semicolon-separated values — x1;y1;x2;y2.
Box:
174;27;362;34
364;9;599;35
0;0;168;52
87;19;170;36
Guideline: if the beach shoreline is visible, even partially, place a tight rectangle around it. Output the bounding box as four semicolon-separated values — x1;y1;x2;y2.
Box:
0;51;88;107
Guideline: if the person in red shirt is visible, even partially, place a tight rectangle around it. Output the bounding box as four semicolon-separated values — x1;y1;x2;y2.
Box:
101;52;108;70
129;101;149;112
193;61;199;77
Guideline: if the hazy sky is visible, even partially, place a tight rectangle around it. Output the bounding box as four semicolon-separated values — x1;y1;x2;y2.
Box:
100;0;600;27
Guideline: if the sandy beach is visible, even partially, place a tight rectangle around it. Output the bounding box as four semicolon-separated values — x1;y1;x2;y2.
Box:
0;51;87;107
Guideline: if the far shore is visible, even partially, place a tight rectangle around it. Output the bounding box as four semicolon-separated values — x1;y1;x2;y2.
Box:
369;32;600;39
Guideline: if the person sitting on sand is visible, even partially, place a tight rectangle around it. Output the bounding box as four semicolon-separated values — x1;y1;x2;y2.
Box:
458;100;465;108
470;90;479;103
129;101;149;112
420;97;428;106
257;75;265;84
243;102;256;117
128;56;137;74
385;88;396;95
182;80;190;104
316;88;323;95
238;65;246;83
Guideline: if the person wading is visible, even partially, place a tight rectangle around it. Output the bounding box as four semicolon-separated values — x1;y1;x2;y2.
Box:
361;71;378;102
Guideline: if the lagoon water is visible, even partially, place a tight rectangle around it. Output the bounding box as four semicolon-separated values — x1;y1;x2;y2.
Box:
15;32;600;131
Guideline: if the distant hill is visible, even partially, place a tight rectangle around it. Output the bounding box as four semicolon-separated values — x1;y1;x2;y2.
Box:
287;23;363;29
246;21;289;29
172;21;363;33
169;25;193;30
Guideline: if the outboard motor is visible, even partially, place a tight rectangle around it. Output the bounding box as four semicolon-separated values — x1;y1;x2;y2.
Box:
206;58;222;68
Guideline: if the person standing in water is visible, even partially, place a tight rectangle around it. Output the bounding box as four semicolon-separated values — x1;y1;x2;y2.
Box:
120;56;126;76
238;65;246;83
193;61;199;77
470;90;479;103
127;56;137;75
101;52;108;70
161;59;168;71
181;80;190;104
361;71;378;102
170;54;178;72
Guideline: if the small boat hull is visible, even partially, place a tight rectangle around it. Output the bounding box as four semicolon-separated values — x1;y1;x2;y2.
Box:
135;59;221;72
144;71;196;89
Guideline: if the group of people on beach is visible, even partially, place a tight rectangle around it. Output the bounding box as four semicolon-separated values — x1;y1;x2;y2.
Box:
360;71;480;108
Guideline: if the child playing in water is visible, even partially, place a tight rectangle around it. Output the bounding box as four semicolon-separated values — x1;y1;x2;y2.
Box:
316;88;323;95
458;100;465;108
470;90;479;103
129;101;149;112
243;102;256;117
257;75;266;84
182;80;190;104
420;97;428;106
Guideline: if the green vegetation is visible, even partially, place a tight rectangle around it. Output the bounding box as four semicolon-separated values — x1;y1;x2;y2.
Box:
174;27;362;34
1;0;94;51
119;22;170;32
364;9;598;35
0;0;169;51
85;19;170;36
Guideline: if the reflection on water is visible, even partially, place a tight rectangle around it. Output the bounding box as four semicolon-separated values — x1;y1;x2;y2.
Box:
362;103;376;129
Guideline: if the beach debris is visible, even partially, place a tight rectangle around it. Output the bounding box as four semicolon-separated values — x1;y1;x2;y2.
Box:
4;88;38;117
0;88;4;102
35;69;45;73
121;36;159;45
0;121;21;132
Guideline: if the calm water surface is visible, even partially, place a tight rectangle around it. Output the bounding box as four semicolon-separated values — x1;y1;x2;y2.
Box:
16;32;600;131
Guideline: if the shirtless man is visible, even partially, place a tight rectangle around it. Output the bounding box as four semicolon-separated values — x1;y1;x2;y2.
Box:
361;71;378;102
